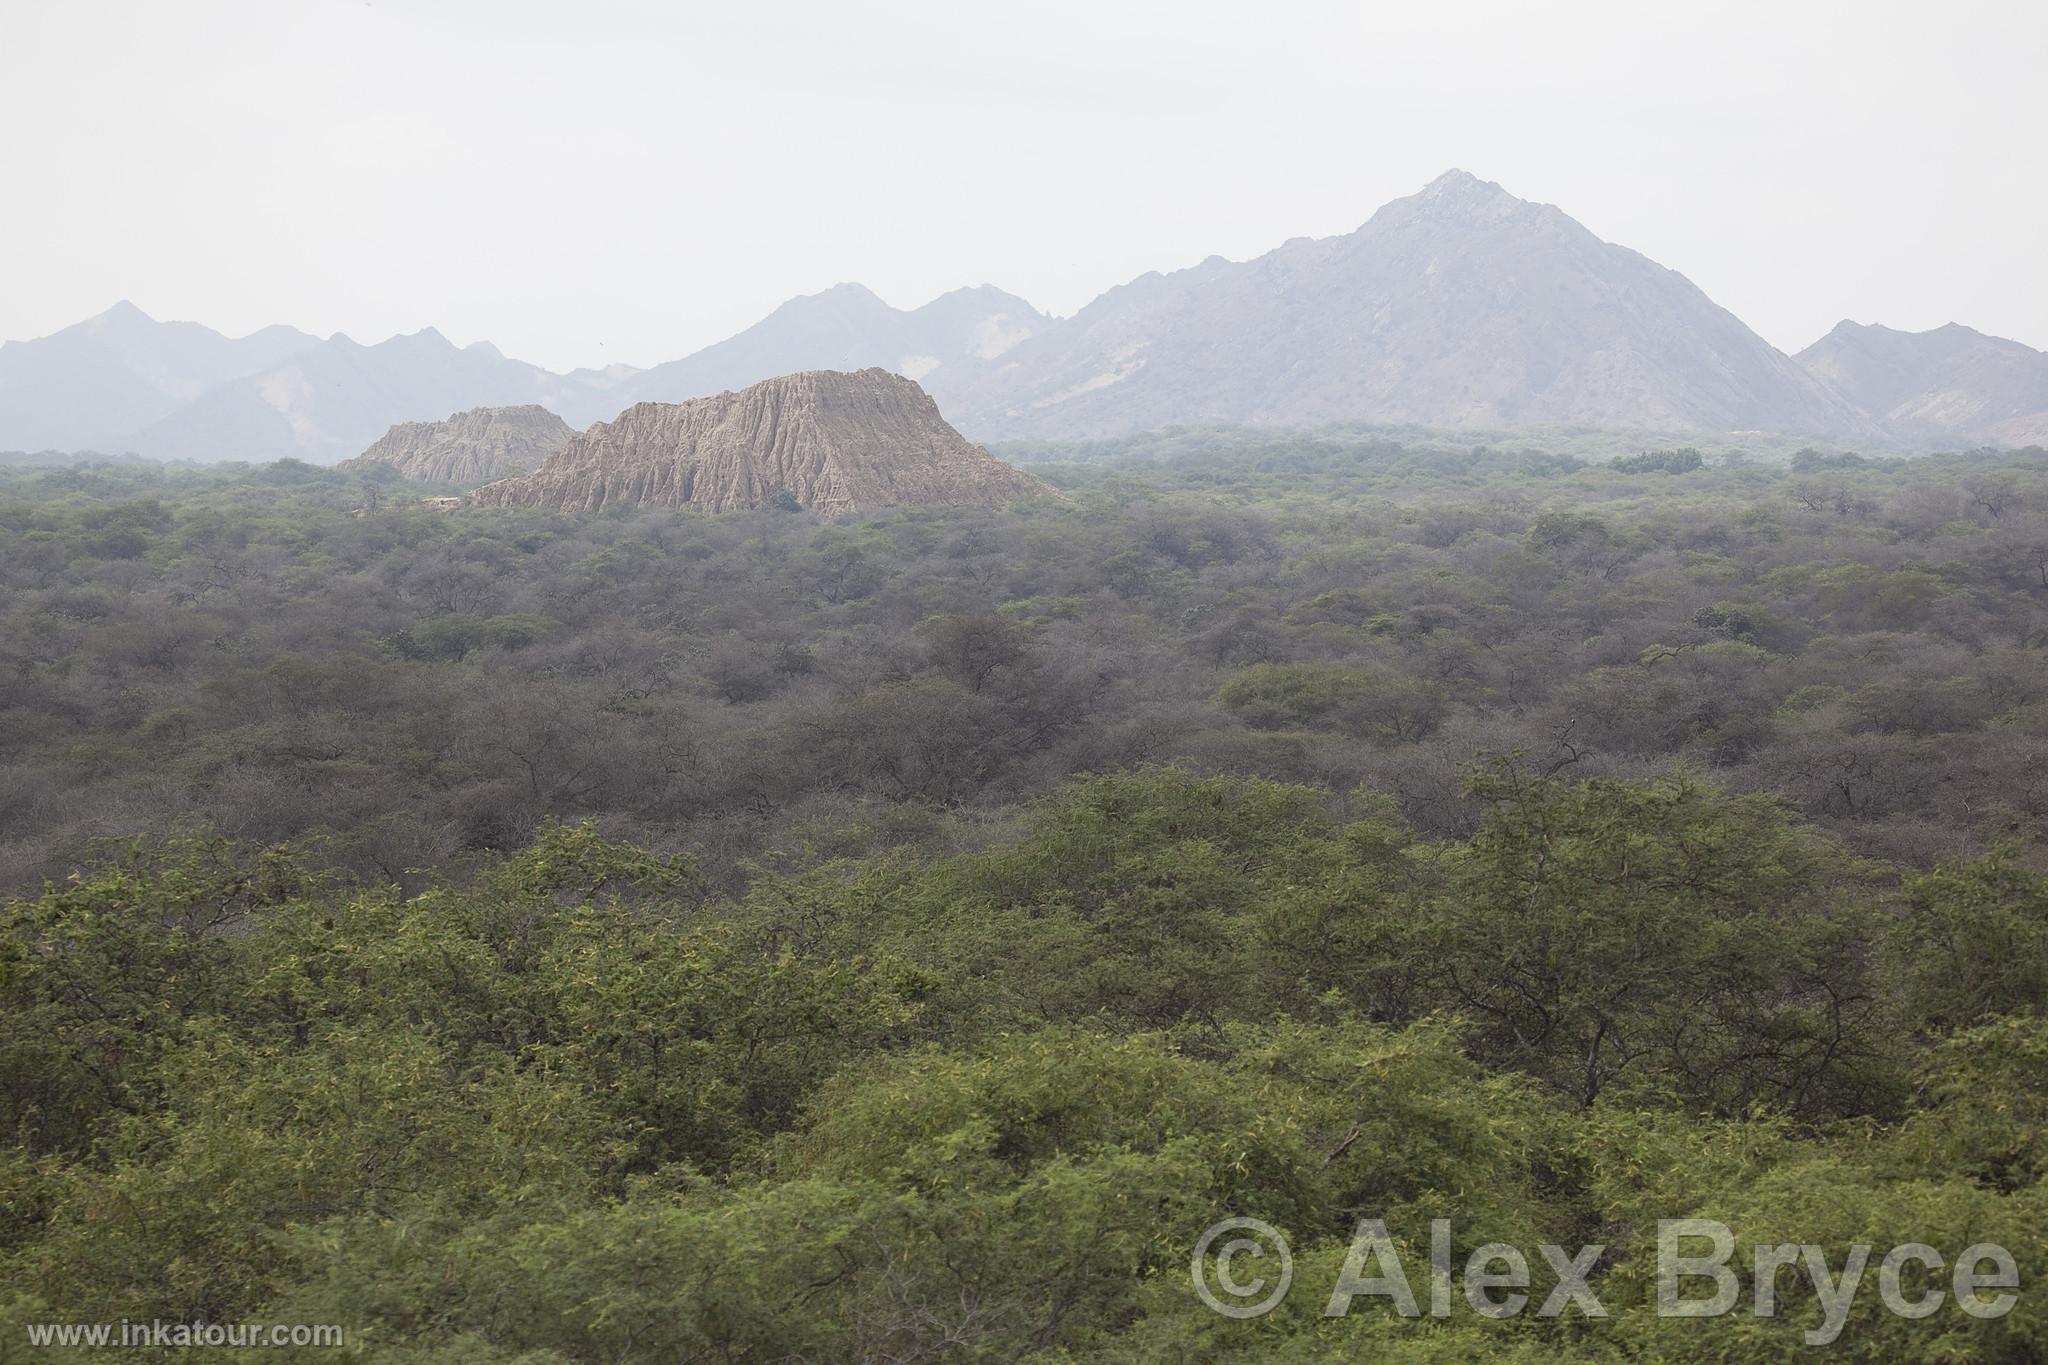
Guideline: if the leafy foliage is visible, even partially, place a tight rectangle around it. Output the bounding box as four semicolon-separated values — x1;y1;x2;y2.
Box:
3;767;2044;1360
3;443;2046;892
3;442;2047;1359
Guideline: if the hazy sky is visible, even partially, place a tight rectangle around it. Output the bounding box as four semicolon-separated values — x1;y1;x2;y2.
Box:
4;0;2044;371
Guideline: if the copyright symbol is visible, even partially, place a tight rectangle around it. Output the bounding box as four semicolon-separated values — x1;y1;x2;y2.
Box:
1192;1216;1293;1318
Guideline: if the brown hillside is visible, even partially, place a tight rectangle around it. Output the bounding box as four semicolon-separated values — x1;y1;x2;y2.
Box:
468;369;1051;515
341;404;575;483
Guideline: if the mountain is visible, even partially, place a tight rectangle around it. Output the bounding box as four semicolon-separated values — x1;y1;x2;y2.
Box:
561;362;643;394
338;404;576;483
0;301;318;451
471;369;1052;515
1797;321;2048;446
574;284;1049;424
17;179;2047;457
126;329;608;464
946;171;1873;441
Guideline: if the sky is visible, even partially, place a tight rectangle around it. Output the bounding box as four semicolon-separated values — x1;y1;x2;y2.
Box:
3;0;2044;372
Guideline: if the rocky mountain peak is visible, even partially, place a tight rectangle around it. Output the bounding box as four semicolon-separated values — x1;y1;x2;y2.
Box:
1418;167;1503;200
949;171;1868;440
773;283;890;318
1391;168;1542;225
88;300;155;331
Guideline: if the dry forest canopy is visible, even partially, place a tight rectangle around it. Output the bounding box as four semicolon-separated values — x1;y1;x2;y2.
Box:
4;434;2048;1362
3;437;2046;887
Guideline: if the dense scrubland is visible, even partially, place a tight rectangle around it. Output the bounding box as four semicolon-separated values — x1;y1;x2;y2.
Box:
4;437;2048;1361
3;438;2045;886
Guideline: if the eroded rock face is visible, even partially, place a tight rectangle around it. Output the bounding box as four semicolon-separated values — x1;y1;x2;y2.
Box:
468;369;1052;515
341;404;575;483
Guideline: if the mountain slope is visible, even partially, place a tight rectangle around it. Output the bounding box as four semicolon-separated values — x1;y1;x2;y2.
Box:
21;178;2048;456
339;404;576;483
578;284;1048;424
948;171;1871;441
1798;321;2048;446
127;329;603;464
0;302;318;450
472;368;1052;515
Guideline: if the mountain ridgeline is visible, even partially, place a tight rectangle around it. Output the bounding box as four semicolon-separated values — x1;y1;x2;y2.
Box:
594;283;1050;422
7;172;2047;459
950;171;1871;440
0;301;316;453
1797;320;2048;448
467;369;1054;515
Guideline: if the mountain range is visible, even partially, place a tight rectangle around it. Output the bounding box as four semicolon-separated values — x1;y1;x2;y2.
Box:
0;301;317;453
950;171;1876;440
6;172;2044;461
0;305;642;464
578;283;1049;425
1796;320;2048;449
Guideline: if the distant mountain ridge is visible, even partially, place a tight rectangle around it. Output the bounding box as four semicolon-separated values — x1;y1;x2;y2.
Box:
0;301;318;451
126;327;621;465
471;369;1052;515
9;175;2048;460
570;283;1048;425
0;304;632;464
1798;320;2048;447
